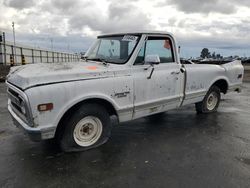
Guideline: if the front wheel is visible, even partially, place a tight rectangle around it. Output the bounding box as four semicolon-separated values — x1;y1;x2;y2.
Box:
195;86;221;114
59;103;112;152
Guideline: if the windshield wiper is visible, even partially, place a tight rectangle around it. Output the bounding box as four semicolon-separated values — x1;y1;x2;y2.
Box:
86;58;108;65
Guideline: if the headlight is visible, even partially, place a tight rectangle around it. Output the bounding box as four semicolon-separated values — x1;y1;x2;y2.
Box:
19;98;26;115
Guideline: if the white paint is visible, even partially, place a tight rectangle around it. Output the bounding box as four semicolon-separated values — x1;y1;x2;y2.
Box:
6;31;244;140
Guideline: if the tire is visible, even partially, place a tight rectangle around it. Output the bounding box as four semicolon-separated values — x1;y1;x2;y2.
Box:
59;103;112;152
195;86;221;114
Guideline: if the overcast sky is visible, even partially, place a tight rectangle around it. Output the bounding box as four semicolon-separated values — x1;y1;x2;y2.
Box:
1;0;250;57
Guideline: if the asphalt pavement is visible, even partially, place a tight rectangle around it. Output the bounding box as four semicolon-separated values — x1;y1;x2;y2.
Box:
0;82;250;188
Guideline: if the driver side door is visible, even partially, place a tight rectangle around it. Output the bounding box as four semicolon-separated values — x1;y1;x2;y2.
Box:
132;35;184;119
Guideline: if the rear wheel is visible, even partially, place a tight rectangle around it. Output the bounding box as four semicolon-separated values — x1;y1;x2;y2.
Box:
59;103;112;152
195;86;221;114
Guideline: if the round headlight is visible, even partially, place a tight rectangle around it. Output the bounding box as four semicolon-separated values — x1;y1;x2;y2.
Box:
20;101;26;114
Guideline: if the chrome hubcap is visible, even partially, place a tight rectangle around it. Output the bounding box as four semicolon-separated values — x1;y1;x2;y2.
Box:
73;116;103;147
207;92;218;111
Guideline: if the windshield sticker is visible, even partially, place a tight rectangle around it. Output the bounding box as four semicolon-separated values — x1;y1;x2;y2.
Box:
122;35;138;42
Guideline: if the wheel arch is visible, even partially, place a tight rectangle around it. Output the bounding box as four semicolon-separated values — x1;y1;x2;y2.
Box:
210;78;229;94
55;97;118;138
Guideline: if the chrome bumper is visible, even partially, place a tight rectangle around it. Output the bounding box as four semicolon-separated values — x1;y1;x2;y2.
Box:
8;104;56;141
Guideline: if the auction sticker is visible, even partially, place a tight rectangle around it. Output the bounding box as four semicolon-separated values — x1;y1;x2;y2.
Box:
122;35;138;41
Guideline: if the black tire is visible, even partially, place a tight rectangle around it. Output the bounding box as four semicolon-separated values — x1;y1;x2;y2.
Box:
195;85;221;114
59;103;112;152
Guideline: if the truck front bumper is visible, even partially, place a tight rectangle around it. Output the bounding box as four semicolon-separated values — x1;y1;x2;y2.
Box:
8;105;56;141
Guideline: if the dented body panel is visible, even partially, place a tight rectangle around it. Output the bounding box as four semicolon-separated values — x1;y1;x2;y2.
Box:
6;31;244;141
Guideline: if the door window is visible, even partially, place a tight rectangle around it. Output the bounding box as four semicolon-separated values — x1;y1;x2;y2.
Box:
134;36;174;65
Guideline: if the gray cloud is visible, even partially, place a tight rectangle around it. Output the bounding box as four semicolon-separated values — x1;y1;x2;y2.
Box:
1;0;250;57
68;1;152;33
3;0;35;9
155;0;250;14
158;0;237;14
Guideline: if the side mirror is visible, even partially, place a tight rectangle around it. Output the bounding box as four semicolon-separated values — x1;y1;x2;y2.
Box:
145;55;160;65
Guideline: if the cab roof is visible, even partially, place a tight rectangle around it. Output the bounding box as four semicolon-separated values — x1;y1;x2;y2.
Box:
98;31;173;37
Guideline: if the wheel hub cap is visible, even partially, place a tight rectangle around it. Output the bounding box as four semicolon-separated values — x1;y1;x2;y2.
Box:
73;116;103;147
207;92;218;111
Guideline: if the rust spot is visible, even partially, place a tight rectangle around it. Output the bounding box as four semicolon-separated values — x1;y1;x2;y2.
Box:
150;107;158;113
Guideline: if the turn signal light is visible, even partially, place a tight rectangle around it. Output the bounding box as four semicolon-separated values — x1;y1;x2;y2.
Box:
38;103;53;112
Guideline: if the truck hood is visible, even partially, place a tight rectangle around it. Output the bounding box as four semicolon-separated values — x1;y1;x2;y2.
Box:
6;61;118;90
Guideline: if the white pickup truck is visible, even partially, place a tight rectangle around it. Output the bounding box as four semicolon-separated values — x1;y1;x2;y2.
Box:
6;31;244;152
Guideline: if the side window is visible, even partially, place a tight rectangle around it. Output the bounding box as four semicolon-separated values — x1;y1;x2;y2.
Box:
134;36;174;65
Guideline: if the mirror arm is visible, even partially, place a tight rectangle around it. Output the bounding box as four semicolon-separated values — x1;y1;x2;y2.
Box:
144;62;154;70
144;65;151;70
147;66;155;79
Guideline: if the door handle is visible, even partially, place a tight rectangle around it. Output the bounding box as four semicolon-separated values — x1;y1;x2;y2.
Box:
180;67;185;73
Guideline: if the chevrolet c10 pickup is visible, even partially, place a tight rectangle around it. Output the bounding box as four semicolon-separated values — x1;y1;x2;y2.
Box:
6;31;244;152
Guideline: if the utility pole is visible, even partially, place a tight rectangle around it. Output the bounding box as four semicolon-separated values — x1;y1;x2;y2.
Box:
12;22;17;64
50;38;53;51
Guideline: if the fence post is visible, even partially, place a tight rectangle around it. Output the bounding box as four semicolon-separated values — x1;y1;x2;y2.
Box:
31;49;34;63
21;55;25;65
20;47;26;65
10;54;14;66
47;51;49;63
40;50;42;63
52;51;54;63
2;32;6;65
11;45;15;66
0;39;2;65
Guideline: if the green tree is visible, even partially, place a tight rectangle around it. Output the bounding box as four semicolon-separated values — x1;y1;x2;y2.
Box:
200;48;211;58
216;54;222;59
212;52;216;59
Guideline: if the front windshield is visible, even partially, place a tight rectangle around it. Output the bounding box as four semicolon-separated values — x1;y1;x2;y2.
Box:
85;34;140;64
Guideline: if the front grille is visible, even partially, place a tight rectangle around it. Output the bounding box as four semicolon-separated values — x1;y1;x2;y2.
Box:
7;86;30;124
